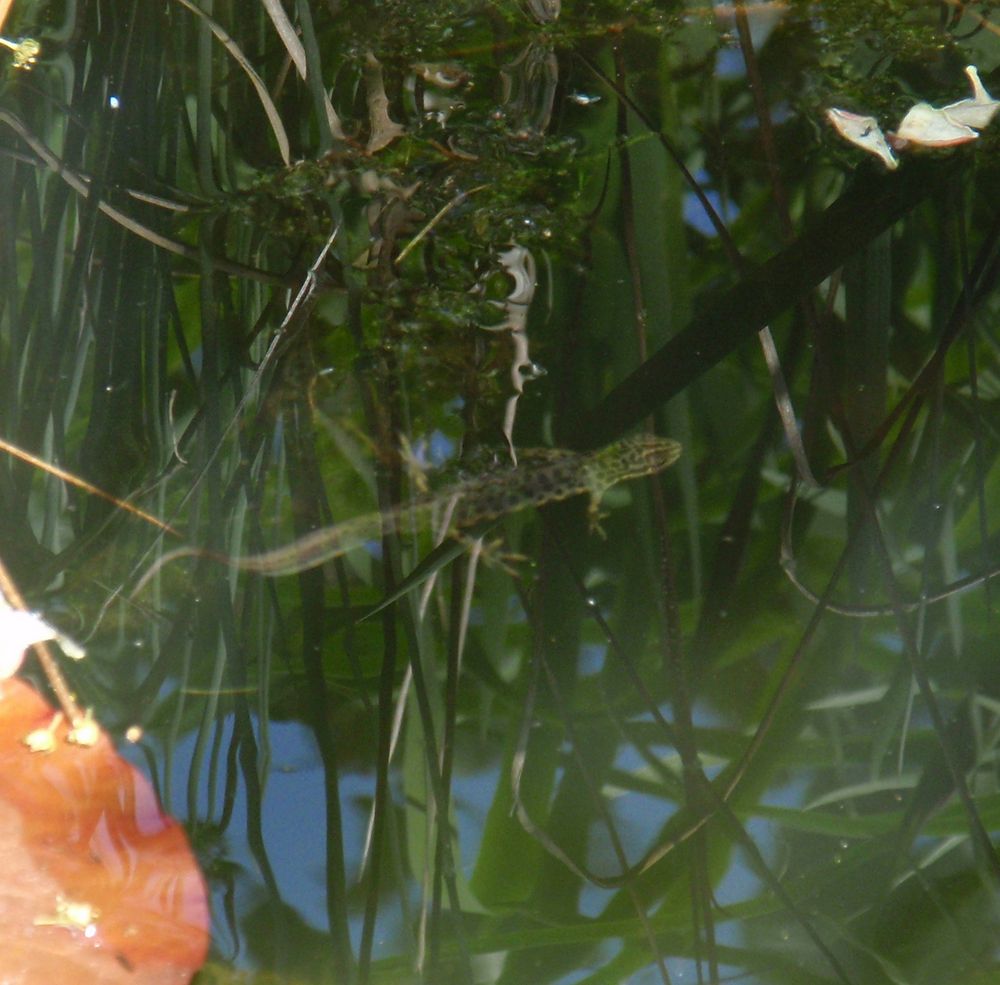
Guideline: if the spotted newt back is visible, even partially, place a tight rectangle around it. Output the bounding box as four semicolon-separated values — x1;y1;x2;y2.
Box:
135;433;681;588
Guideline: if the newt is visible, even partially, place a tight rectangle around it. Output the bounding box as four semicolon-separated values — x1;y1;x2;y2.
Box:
135;433;681;588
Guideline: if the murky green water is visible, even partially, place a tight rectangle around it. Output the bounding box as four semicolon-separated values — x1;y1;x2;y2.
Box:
3;1;1000;983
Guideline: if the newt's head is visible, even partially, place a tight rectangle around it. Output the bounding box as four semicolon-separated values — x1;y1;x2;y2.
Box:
593;435;682;484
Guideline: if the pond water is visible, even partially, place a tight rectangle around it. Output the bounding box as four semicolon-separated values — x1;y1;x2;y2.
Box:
3;1;1000;983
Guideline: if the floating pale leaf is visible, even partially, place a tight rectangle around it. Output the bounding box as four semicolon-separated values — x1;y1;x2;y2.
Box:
0;607;85;679
891;101;978;148
825;108;898;170
0;610;56;678
941;65;1000;130
0;677;209;984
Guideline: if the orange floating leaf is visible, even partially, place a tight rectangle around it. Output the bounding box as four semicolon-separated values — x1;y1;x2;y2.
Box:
0;677;209;984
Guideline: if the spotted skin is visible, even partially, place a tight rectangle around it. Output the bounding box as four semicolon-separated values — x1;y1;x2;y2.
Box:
141;434;681;583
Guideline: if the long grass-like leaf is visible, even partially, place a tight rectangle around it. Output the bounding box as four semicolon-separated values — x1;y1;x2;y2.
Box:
172;0;292;165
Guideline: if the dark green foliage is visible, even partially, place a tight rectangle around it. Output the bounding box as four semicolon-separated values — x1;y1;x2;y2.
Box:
3;2;1000;984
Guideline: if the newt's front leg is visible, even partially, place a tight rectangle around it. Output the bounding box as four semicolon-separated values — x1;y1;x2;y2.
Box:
587;493;609;538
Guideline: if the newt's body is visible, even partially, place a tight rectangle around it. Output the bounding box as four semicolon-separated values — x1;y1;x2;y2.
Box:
139;434;681;583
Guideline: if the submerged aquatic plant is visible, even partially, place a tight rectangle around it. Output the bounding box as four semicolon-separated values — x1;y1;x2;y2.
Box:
5;2;1000;984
